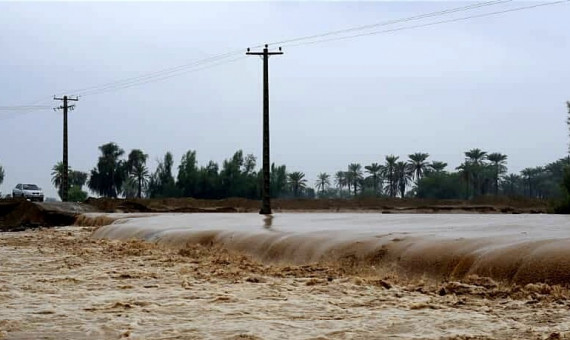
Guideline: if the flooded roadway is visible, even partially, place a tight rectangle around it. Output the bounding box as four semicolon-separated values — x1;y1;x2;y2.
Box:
91;213;570;284
2;213;570;339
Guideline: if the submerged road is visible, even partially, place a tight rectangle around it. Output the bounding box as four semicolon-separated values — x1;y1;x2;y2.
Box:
90;213;570;285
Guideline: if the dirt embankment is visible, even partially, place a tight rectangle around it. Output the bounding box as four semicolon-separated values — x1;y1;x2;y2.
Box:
0;199;96;232
85;196;549;214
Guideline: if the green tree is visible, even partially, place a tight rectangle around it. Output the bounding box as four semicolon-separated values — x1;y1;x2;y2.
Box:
288;171;307;197
68;185;88;202
347;163;363;195
52;162;88;200
502;174;520;196
51;162;66;194
315;172;330;195
408;152;430;183
456;162;474;199
566;101;570;158
384;155;399;197
521;167;538;198
0;164;4;187
177;150;198;197
486;152;508;195
465;148;487;165
126;149;148;198
88;142;126;198
395;161;412;198
148;152;178;198
462;148;488;197
428;161;447;174
195;160;222;199
270;163;288;198
334;171;347;195
121;177;138;199
365;163;383;197
417;172;464;199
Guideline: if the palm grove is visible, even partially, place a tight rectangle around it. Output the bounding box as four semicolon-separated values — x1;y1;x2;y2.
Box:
49;146;568;203
3;102;569;203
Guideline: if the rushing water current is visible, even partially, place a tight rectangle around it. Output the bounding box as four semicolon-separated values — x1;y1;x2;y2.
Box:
90;213;570;284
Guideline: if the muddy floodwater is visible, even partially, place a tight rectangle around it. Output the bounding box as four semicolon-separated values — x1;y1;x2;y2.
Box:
2;213;570;339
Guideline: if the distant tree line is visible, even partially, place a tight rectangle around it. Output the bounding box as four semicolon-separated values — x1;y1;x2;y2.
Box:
310;150;570;201
46;141;568;203
42;101;570;204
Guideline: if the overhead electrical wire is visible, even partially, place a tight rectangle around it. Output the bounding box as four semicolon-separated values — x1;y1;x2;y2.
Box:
59;0;515;98
0;105;52;111
2;0;568;114
268;0;513;47
280;0;570;48
78;55;248;97
62;49;248;97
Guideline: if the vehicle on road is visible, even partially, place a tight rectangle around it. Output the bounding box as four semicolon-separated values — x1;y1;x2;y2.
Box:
12;184;44;202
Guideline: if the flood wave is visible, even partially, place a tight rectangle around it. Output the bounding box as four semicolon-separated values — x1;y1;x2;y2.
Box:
90;213;570;285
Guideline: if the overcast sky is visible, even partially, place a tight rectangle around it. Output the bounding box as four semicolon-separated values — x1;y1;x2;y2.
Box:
1;1;569;199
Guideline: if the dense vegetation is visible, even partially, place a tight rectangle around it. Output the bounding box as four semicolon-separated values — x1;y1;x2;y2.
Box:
47;141;566;204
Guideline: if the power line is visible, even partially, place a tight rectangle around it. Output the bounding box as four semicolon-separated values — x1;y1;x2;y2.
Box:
4;0;567;108
58;50;246;98
78;55;248;97
282;1;570;48
56;1;513;98
268;0;512;47
0;105;52;111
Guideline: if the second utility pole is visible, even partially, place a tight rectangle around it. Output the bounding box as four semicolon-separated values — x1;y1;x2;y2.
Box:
54;95;78;202
247;44;283;215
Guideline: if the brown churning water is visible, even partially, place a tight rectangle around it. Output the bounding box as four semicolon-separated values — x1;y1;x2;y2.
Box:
89;213;570;285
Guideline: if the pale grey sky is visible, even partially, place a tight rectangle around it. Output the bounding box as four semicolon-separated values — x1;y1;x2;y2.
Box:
1;1;569;199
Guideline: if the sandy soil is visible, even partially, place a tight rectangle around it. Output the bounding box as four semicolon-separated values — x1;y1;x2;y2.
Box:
1;227;569;340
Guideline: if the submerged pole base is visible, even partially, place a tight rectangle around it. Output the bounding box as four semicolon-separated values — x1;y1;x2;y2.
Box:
259;205;272;215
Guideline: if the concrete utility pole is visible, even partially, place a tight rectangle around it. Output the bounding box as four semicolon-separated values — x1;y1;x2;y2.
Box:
54;95;78;202
246;44;283;215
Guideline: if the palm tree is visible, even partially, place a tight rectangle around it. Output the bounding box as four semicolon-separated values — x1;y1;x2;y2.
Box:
288;171;307;197
334;171;350;194
88;142;125;198
486;152;508;195
429;161;447;174
334;171;346;193
408;152;430;183
456;162;473;199
521;167;540;198
347;163;363;195
52;162;88;200
464;148;488;196
126;149;149;198
315;172;330;195
465;148;487;165
503;173;522;196
395;161;412;198
51;161;67;193
567;101;570;154
384;155;399;197
365;163;383;196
